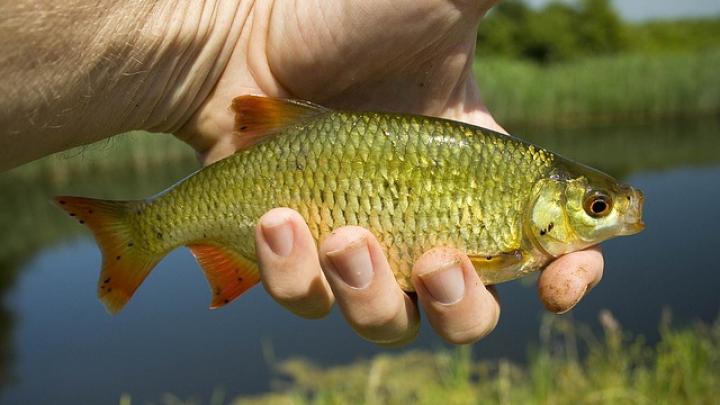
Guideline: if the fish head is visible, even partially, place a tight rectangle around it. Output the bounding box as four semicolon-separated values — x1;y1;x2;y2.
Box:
527;165;645;257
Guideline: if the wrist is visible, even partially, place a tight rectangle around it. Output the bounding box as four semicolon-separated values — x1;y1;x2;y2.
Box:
110;0;249;134
0;0;249;170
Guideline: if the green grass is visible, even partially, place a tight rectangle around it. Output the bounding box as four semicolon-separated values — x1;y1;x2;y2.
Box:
217;313;720;405
130;313;720;405
475;49;720;127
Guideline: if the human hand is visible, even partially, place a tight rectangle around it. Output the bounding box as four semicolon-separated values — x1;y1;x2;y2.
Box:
176;1;604;344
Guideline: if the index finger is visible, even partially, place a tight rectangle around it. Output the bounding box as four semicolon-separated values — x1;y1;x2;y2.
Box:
411;247;500;344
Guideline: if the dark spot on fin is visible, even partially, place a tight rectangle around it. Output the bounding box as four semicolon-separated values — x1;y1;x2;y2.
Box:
52;195;166;315
187;243;260;309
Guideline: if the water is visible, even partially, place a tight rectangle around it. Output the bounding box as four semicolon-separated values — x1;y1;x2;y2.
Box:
0;120;718;404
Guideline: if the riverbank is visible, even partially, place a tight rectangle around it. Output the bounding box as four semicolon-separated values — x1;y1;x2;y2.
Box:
227;312;719;405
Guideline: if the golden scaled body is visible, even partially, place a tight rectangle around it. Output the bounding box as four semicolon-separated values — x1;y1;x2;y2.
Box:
55;96;644;313
141;111;554;289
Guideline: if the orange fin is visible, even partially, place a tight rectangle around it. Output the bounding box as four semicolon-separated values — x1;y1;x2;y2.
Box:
187;243;260;308
231;95;329;150
53;196;165;314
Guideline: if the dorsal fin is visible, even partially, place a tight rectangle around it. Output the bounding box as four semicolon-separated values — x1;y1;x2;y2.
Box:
231;96;329;150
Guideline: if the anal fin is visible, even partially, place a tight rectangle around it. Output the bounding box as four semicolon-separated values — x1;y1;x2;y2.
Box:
187;244;260;308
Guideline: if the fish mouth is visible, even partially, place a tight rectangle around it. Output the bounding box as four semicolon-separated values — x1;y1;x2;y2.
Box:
619;188;645;235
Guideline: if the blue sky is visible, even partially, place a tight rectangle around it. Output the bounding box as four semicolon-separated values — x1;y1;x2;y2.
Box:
525;0;720;21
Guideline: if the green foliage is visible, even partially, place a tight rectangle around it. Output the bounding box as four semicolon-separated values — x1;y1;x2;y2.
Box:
627;19;720;52
474;49;720;126
476;0;720;63
477;0;629;62
226;313;720;405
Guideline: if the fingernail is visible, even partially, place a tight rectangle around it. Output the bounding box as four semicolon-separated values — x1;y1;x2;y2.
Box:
418;260;465;305
326;236;373;289
261;216;294;257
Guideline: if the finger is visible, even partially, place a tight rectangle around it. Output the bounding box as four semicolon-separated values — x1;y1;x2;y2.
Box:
537;246;604;314
319;227;420;346
256;208;334;318
412;247;500;344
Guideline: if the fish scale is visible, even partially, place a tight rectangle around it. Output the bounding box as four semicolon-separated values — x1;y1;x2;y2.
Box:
159;116;508;282
54;96;644;313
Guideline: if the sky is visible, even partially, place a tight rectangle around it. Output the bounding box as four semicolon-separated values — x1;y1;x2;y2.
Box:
525;0;720;21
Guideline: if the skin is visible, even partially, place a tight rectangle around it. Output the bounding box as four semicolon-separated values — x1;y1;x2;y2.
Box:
1;0;603;345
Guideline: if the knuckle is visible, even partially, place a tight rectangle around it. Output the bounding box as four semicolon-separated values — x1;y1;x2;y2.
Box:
346;299;407;342
443;316;497;345
351;306;399;332
264;280;332;319
265;281;309;304
260;261;310;301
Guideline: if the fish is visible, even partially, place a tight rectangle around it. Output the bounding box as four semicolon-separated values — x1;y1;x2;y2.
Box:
54;96;645;314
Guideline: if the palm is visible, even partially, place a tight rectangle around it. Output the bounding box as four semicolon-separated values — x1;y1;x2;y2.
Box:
180;0;501;164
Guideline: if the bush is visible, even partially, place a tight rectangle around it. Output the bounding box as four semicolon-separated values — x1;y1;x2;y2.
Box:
476;0;720;63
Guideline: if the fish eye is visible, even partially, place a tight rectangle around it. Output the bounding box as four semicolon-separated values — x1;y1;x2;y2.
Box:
583;191;613;218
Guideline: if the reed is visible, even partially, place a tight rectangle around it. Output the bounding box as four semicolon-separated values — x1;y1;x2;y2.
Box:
226;312;720;405
476;49;720;127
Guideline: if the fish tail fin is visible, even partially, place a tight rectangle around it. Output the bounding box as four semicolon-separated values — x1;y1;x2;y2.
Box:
53;196;164;314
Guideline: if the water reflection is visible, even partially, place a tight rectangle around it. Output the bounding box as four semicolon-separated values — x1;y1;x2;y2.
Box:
0;133;197;400
0;121;718;403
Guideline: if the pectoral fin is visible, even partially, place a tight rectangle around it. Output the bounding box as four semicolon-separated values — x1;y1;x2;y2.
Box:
469;250;524;273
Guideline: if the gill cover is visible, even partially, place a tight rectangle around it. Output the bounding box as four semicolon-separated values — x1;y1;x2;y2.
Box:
527;178;582;257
